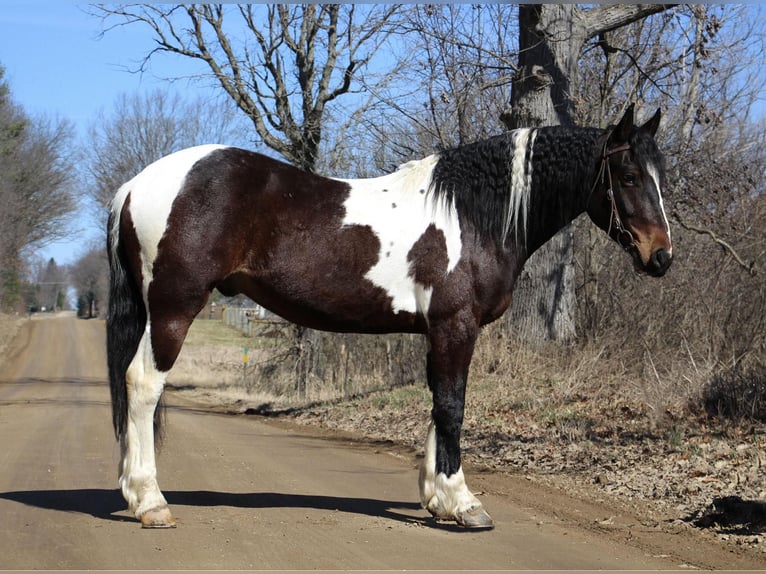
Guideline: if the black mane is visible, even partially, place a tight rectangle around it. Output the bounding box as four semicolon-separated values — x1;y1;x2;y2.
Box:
429;133;517;246
429;126;604;249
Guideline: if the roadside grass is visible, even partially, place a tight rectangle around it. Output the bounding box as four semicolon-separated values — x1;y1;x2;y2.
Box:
175;316;654;437
174;313;764;442
368;382;430;411
171;314;764;447
0;313;24;364
184;317;292;348
183;318;251;347
168;318;297;409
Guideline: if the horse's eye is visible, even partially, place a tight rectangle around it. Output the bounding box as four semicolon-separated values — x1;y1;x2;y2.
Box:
622;173;637;185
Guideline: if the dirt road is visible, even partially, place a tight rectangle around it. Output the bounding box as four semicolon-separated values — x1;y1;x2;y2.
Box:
0;314;761;570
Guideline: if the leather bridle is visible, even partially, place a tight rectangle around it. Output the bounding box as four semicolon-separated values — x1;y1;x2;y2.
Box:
591;142;636;251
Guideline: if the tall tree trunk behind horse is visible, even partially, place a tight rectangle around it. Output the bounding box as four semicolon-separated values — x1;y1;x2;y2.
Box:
501;4;579;343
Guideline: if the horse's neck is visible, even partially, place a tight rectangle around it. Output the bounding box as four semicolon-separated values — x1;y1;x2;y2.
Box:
520;126;603;258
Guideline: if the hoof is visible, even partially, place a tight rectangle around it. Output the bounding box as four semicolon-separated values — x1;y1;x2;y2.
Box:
428;505;495;530
140;506;176;529
456;506;494;530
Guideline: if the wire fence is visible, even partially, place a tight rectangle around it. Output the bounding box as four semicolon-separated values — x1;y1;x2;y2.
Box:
222;305;286;336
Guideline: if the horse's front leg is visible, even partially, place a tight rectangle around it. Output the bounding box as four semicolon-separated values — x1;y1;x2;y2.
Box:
419;314;493;529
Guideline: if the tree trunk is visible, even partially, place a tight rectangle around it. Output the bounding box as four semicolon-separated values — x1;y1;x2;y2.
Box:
502;5;580;344
506;5;579;128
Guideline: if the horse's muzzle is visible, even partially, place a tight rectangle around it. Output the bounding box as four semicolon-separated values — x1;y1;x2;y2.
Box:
646;247;672;277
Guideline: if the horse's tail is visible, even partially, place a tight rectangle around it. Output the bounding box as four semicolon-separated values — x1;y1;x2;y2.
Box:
106;195;147;442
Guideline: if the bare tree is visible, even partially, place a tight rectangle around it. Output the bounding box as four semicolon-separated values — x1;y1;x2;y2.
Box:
496;5;670;343
0;67;75;311
70;245;109;319
504;4;669;128
93;4;400;172
86;89;243;218
340;4;517;174
28;257;68;311
403;4;516;150
557;5;766;418
569;5;766;333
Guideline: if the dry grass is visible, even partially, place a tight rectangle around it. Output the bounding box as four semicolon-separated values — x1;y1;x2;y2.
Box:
466;320;758;442
170;306;764;442
0;313;25;367
168;319;427;413
183;318;252;347
168;318;296;410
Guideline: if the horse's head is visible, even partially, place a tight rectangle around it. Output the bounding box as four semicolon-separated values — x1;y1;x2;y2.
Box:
587;105;673;277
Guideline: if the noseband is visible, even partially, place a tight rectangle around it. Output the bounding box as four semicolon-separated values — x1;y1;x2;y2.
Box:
591;142;636;251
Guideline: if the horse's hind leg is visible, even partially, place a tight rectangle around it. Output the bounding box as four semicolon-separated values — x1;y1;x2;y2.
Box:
418;313;494;529
120;306;199;528
119;326;176;528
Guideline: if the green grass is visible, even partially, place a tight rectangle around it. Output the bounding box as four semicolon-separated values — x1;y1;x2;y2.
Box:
183;318;292;353
184;319;251;347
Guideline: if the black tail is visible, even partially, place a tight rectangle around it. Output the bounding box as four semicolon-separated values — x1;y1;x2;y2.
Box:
106;207;147;441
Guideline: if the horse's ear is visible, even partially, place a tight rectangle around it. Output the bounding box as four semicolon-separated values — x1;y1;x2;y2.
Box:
639;108;662;137
609;103;635;145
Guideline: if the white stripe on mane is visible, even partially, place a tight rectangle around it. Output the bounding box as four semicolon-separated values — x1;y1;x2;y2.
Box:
506;128;536;245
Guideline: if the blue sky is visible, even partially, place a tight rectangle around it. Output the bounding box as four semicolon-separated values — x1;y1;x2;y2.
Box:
0;3;209;266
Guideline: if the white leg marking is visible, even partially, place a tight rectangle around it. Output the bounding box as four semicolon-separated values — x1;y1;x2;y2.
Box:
418;419;438;508
119;325;170;520
419;420;484;522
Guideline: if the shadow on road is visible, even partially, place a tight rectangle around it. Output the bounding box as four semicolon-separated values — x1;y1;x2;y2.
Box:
0;488;130;522
0;488;428;527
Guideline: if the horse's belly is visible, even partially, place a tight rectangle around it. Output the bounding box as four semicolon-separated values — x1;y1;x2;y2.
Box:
227;270;425;335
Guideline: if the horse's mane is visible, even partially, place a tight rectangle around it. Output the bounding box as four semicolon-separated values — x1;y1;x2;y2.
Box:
429;126;604;246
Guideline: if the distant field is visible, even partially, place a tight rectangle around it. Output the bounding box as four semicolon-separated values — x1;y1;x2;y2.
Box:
169;318;292;409
185;317;291;348
183;318;252;347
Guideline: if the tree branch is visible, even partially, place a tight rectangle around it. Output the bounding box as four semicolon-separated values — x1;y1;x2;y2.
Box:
578;4;674;40
673;211;761;276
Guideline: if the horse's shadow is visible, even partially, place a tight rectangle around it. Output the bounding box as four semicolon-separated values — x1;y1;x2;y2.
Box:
0;488;429;527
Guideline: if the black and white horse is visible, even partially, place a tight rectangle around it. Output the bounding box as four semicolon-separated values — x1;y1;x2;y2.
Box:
107;104;672;529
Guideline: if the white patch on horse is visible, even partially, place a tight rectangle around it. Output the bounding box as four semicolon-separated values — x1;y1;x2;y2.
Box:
418;418;438;507
419;421;483;521
110;144;228;292
339;155;462;315
120;320;171;519
505;128;536;243
646;162;672;251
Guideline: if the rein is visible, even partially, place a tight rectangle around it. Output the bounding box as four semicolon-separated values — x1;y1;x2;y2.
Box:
591;142;636;251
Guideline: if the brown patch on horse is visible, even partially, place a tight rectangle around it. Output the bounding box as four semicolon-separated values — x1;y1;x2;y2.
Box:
118;195;145;301
407;224;449;287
